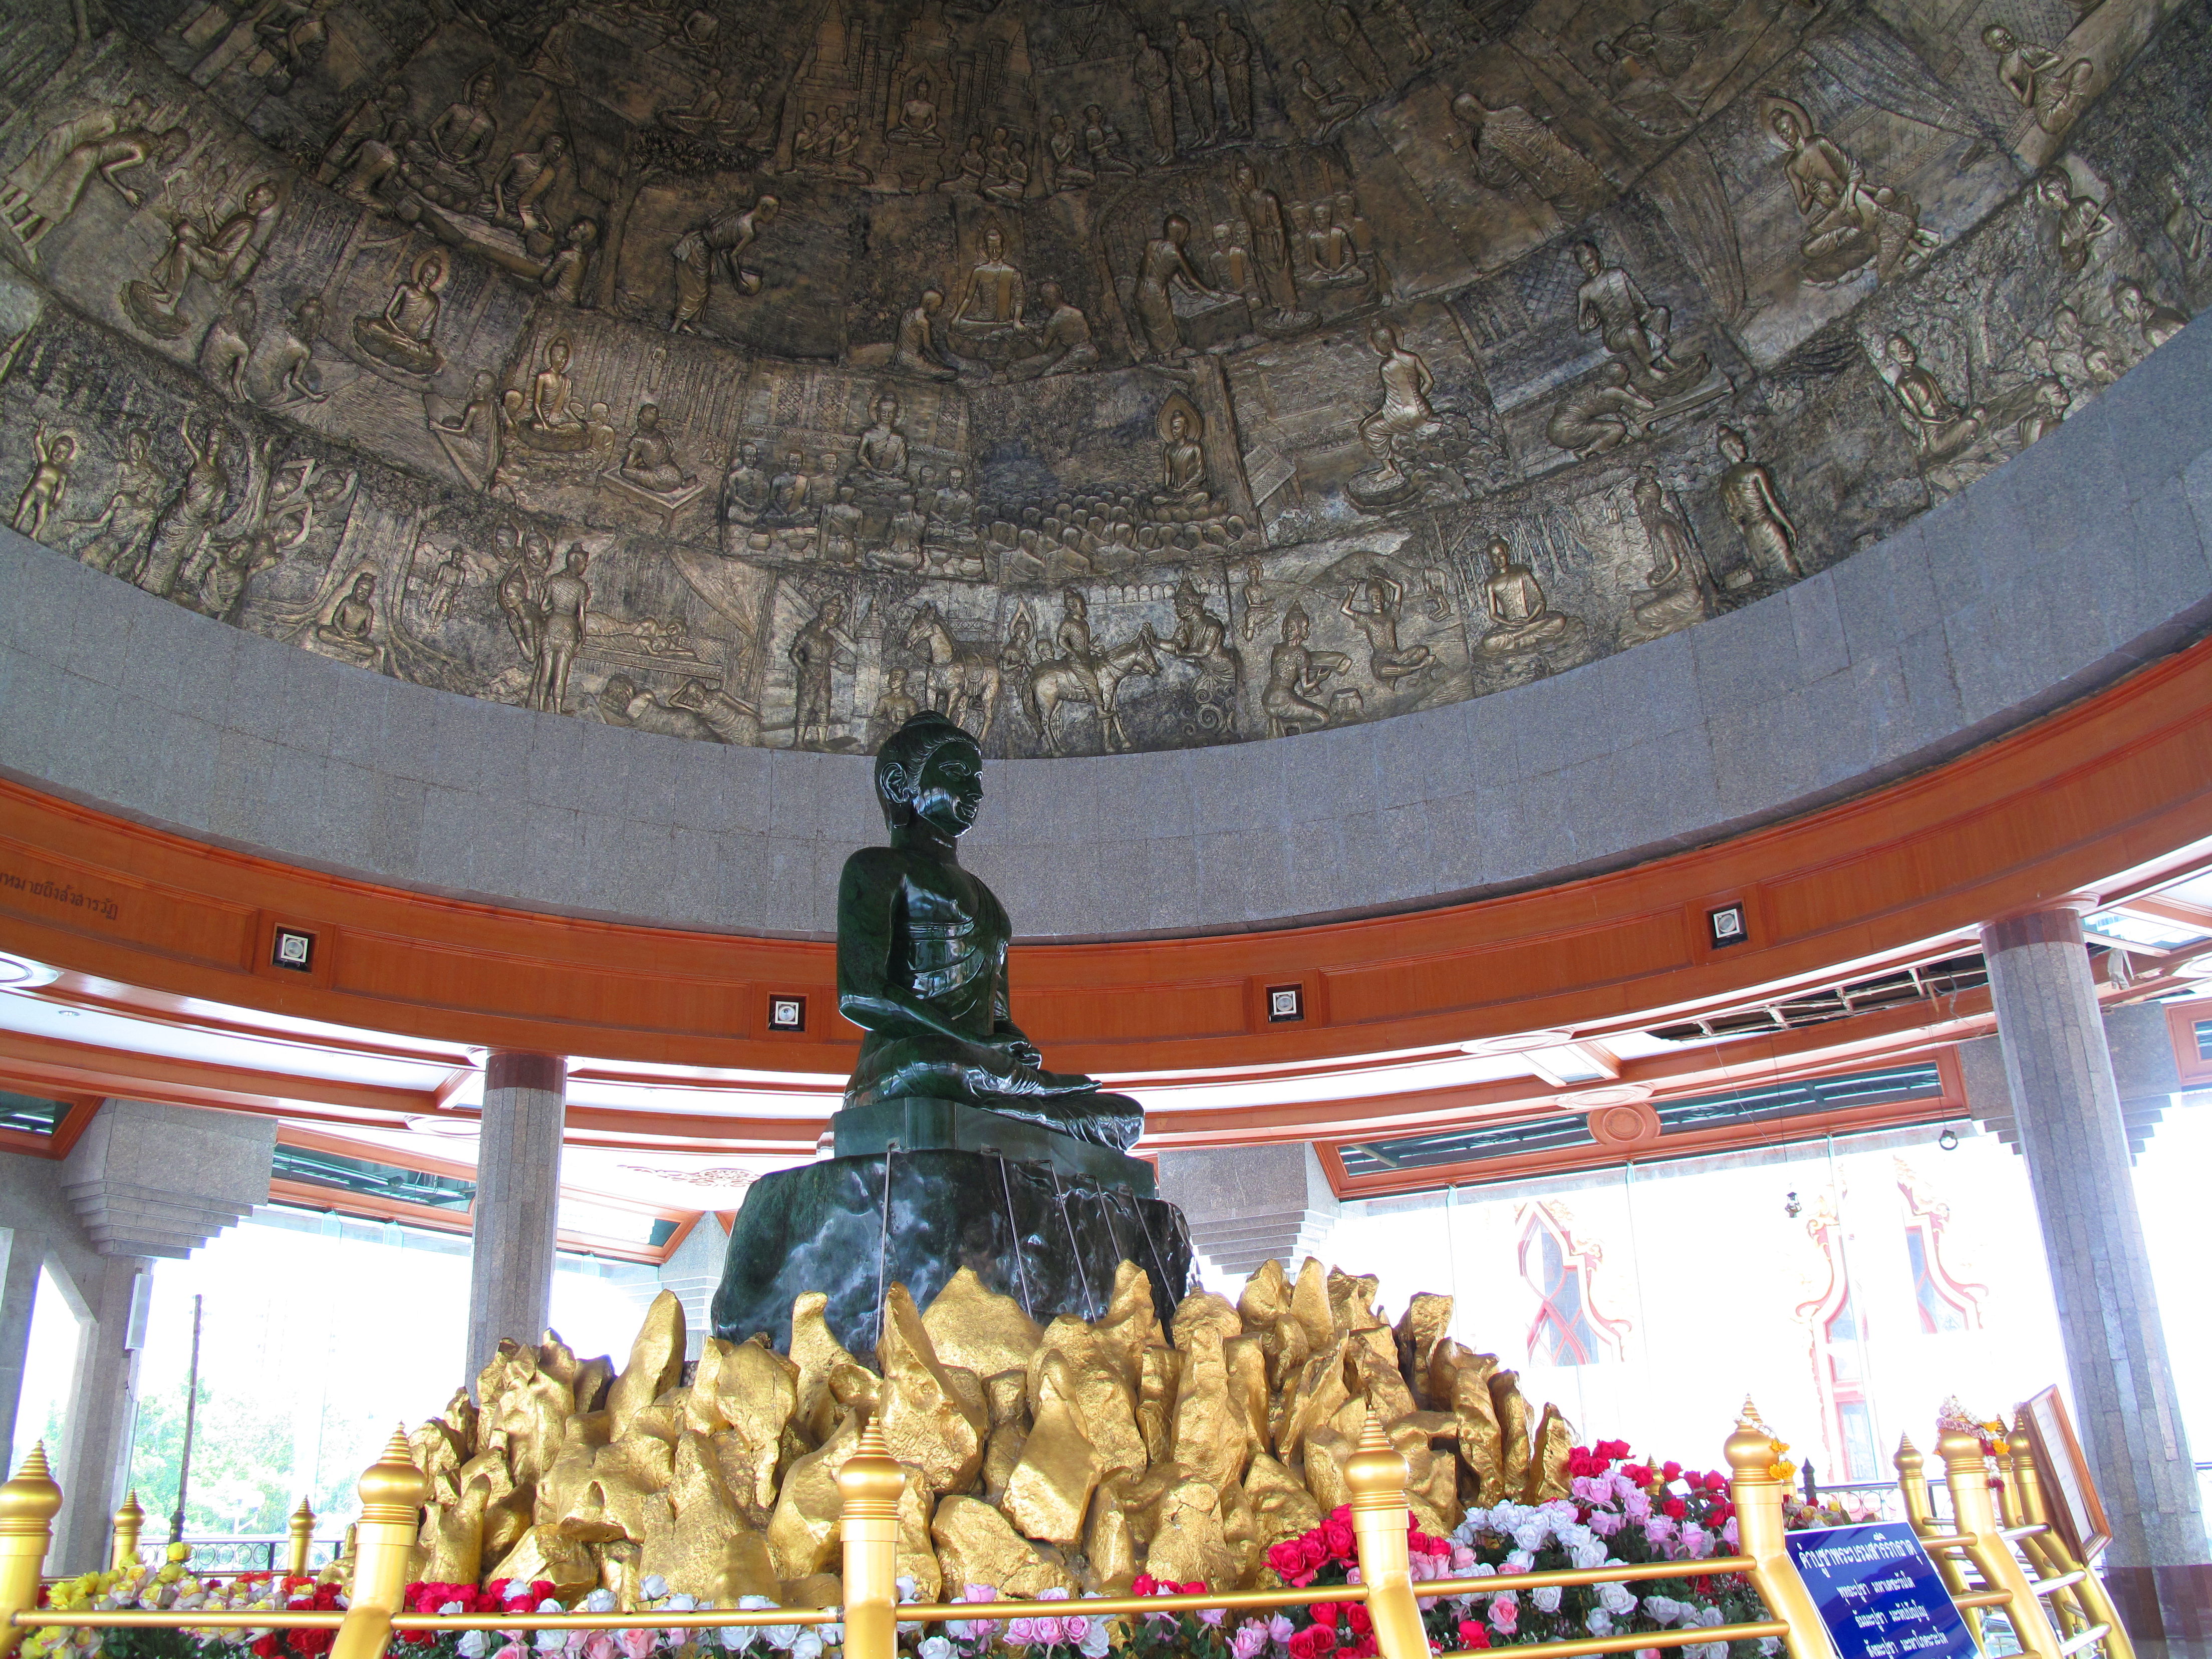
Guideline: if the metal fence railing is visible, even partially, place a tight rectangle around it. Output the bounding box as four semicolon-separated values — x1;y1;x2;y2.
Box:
0;1404;2126;1659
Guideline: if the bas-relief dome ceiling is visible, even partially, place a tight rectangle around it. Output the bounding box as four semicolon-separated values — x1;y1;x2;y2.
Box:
0;0;2204;760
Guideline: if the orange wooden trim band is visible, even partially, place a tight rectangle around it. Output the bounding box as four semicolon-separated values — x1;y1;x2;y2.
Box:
0;636;2204;1074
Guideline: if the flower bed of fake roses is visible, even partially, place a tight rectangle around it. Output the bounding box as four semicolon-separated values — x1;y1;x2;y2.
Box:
1227;1441;1774;1659
30;1443;1772;1659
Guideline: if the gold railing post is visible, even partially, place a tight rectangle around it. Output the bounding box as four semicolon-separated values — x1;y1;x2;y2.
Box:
837;1417;904;1659
110;1492;144;1572
329;1429;429;1659
288;1498;316;1578
0;1446;61;1659
2008;1415;2132;1659
1895;1435;1976;1629
1723;1401;1826;1659
1937;1428;2060;1659
1990;1439;2023;1531
1344;1404;1428;1659
1894;1435;1938;1532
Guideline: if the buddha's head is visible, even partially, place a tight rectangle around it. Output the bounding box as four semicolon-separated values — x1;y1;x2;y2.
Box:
875;711;983;836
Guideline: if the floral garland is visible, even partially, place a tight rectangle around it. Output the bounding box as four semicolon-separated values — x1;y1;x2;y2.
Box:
29;1444;1776;1659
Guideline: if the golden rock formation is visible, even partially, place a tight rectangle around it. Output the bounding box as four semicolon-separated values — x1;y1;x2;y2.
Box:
930;1495;1078;1597
1000;1355;1103;1544
921;1268;1044;1379
876;1284;988;1497
410;1254;1570;1601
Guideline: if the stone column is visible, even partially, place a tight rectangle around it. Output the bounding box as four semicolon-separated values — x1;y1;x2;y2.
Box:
0;1227;46;1462
46;1099;275;1571
52;1254;149;1572
466;1052;566;1381
1980;907;2212;1655
1155;1143;1338;1280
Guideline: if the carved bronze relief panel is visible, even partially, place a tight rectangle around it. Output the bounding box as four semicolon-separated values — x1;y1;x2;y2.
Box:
0;0;2205;757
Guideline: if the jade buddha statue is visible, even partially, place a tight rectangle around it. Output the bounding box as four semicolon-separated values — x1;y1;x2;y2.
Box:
837;712;1144;1151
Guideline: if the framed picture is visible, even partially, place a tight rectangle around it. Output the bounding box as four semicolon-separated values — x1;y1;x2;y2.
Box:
2022;1385;2110;1563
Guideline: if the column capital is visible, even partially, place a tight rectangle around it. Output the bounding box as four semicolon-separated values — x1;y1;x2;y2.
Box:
1980;899;2098;954
484;1052;566;1094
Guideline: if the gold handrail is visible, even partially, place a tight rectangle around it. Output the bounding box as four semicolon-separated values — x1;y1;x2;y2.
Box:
1725;1402;1826;1659
1939;1428;2062;1659
25;1614;351;1630
329;1429;430;1659
1432;1618;1791;1659
1346;1407;1427;1659
0;1396;1920;1659
2009;1414;2132;1659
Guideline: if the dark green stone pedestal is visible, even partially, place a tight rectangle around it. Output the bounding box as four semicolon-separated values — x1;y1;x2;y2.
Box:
708;1146;1196;1353
832;1097;1156;1195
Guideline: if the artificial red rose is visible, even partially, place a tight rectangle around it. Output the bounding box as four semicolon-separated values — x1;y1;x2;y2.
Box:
251;1638;278;1659
1322;1516;1356;1560
1597;1439;1631;1462
1133;1574;1158;1596
1458;1620;1492;1651
1342;1639;1379;1658
1661;1462;1682;1481
1622;1463;1651;1486
1311;1601;1340;1627
1179;1582;1208;1595
1288;1625;1335;1659
1266;1544;1303;1579
1347;1604;1373;1636
1663;1498;1688;1520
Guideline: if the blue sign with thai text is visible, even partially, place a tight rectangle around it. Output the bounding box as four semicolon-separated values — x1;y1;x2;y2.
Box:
1785;1521;1980;1659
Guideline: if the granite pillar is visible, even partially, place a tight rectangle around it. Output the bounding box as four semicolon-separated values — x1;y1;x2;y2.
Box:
44;1100;273;1570
51;1253;149;1573
0;1228;44;1466
1980;907;2212;1656
466;1052;566;1382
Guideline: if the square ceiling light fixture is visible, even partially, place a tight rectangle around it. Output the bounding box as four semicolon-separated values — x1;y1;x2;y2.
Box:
1708;903;1749;949
767;994;807;1032
1267;984;1304;1022
271;927;315;972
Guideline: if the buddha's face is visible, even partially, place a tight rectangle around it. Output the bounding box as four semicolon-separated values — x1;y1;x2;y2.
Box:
912;737;984;837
